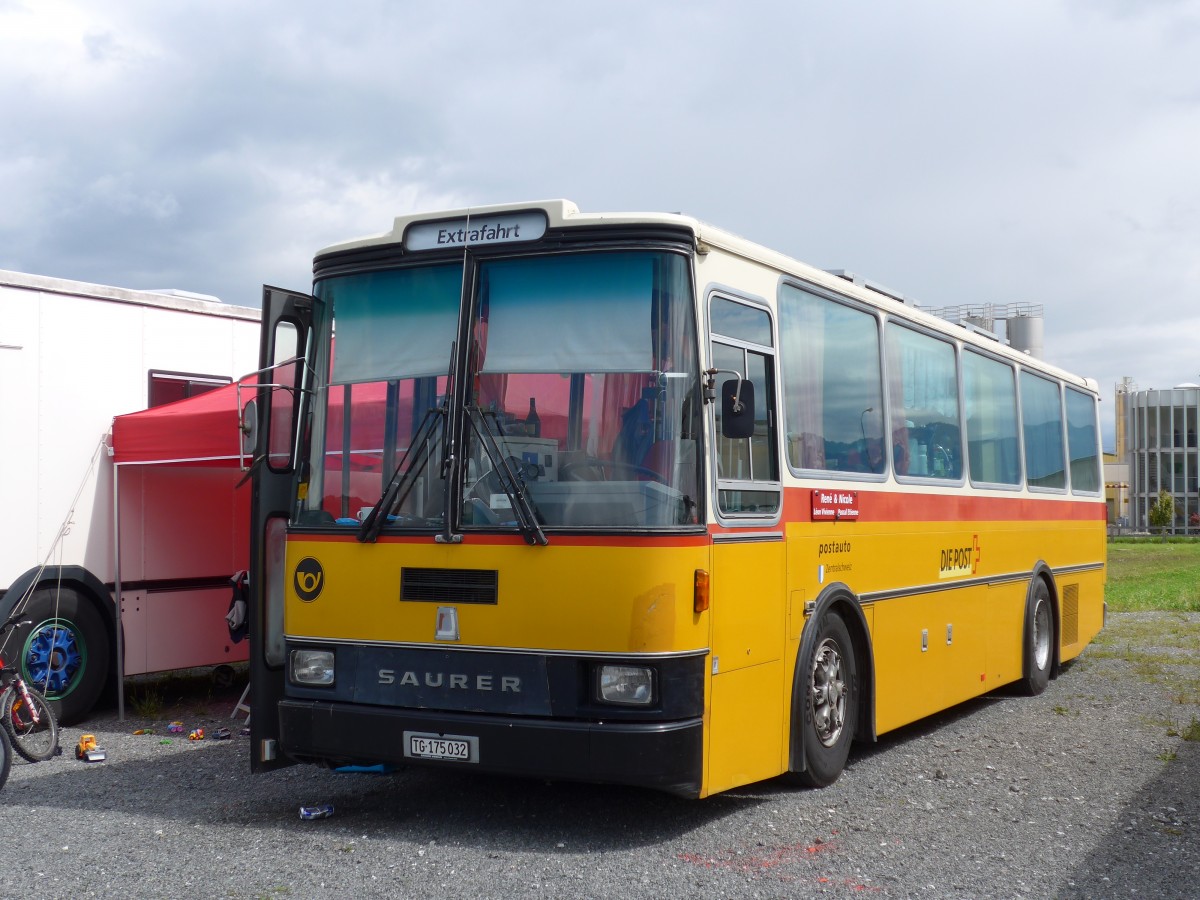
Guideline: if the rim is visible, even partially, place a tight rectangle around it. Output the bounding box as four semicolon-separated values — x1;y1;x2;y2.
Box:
23;620;86;698
810;637;848;747
1032;597;1052;670
8;694;55;757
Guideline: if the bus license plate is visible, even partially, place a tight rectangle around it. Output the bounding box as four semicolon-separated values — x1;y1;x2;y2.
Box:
404;731;478;763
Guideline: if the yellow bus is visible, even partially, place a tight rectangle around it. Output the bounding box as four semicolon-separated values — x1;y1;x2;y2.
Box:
246;200;1106;797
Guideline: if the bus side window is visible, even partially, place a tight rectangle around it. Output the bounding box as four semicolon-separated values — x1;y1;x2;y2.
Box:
886;323;962;481
963;350;1021;486
778;284;884;477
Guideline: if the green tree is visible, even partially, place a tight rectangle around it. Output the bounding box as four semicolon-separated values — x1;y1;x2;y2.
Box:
1148;489;1175;540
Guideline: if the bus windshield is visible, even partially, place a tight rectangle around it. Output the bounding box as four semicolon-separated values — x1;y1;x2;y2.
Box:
301;249;702;531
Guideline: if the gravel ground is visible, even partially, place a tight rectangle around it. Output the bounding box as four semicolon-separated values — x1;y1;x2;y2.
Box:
1;611;1196;900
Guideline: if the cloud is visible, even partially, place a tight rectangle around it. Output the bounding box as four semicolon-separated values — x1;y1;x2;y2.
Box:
0;0;1198;444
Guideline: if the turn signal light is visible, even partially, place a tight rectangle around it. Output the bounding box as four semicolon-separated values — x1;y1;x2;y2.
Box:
694;569;710;613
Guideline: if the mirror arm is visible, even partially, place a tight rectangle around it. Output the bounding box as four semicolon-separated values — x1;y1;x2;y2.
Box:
704;367;744;411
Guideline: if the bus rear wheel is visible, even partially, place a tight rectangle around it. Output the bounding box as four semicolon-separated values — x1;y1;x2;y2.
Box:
18;587;110;726
1020;578;1054;696
795;611;858;788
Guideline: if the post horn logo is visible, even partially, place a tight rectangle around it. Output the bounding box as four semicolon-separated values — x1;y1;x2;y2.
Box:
294;557;324;602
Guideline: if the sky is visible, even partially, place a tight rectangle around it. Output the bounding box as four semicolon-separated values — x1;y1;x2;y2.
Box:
3;0;1199;450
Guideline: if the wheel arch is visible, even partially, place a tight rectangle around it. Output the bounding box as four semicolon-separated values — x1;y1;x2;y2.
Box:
787;581;876;777
2;565;118;690
1024;562;1061;681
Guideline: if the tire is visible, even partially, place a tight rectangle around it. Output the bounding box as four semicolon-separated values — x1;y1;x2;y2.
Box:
3;684;60;762
1020;578;1054;696
794;611;858;788
0;727;11;791
17;587;111;726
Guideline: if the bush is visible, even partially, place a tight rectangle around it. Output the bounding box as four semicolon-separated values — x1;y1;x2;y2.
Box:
1148;489;1175;539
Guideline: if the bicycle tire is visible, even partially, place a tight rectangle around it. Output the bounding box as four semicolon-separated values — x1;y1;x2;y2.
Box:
3;683;60;763
0;724;11;790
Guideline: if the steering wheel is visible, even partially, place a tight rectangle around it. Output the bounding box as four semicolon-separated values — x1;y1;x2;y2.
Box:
469;455;539;501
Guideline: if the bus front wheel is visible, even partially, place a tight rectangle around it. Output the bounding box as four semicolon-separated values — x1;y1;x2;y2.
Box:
795;611;858;788
1020;578;1054;696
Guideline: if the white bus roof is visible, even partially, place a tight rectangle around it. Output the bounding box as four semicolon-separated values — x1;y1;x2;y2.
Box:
315;200;1094;392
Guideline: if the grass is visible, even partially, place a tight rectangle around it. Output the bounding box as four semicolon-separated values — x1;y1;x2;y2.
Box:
123;667;241;720
1089;542;1200;724
1183;716;1200;742
1105;540;1200;612
1090;544;1200;711
1088;611;1200;707
128;684;164;718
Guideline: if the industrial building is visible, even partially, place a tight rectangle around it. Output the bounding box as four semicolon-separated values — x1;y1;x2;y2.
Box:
1119;379;1200;534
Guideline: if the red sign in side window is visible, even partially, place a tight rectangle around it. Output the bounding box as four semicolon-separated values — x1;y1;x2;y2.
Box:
811;489;860;521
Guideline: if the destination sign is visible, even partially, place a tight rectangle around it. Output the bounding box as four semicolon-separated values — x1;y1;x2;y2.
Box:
404;210;547;251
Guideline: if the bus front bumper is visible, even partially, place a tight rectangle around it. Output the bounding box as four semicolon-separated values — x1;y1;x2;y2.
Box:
277;699;704;797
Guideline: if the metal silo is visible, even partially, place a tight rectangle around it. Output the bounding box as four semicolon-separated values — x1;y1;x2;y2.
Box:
1005;310;1044;359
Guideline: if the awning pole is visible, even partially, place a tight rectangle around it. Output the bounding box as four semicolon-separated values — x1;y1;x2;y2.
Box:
112;462;126;721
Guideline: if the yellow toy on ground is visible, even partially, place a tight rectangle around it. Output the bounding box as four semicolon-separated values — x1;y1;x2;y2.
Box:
75;734;105;762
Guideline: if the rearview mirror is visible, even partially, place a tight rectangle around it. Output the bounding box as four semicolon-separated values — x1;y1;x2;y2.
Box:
240;398;258;466
721;379;755;439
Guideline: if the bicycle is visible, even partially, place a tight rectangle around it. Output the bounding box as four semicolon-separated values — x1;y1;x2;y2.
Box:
0;725;11;790
0;613;60;763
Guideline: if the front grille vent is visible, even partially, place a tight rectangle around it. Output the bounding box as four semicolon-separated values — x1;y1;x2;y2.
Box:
401;567;499;605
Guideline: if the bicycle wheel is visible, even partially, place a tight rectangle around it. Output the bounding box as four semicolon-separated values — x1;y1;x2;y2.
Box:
3;684;60;763
0;726;11;790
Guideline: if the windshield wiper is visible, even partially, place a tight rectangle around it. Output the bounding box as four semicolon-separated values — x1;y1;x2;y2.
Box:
466;407;547;546
357;406;443;543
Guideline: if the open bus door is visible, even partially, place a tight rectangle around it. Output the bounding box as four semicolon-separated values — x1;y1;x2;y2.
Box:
248;286;316;772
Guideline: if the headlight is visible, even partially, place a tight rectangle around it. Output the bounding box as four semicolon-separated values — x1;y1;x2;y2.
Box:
597;664;654;706
290;649;335;685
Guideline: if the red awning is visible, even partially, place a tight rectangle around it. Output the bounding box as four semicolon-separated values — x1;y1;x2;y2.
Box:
111;377;255;466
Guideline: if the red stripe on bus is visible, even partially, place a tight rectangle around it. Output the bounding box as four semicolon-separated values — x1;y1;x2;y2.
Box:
781;487;1105;523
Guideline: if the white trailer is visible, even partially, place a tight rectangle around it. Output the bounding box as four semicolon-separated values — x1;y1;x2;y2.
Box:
0;270;260;723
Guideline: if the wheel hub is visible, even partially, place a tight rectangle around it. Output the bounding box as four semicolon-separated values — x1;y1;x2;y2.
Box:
1033;599;1052;670
811;639;847;747
25;623;82;696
